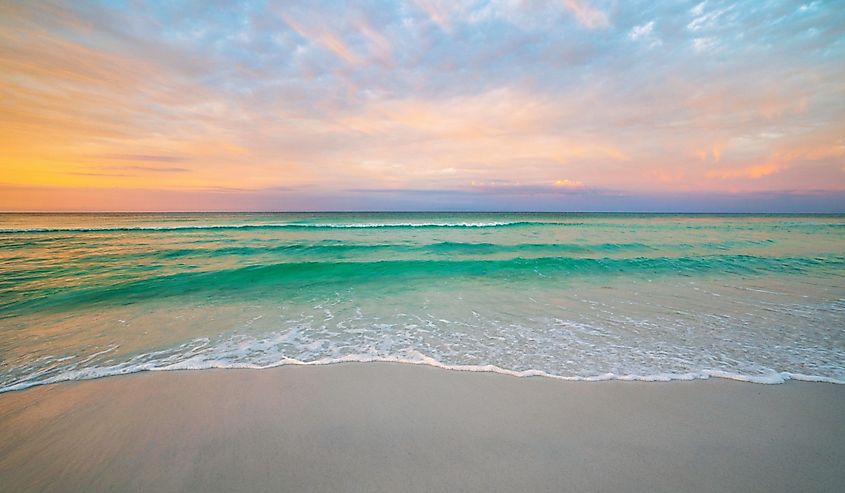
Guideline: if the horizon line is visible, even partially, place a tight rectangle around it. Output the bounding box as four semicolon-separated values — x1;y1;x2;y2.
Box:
1;211;843;215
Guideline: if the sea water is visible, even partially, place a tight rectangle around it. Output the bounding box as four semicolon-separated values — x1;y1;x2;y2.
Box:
1;213;843;391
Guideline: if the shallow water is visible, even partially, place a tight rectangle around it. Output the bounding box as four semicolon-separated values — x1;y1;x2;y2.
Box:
1;213;843;391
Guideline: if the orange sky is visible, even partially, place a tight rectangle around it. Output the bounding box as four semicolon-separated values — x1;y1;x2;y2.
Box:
2;1;844;211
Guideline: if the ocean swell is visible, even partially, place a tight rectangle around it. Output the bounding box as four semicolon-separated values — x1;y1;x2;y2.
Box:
4;254;843;316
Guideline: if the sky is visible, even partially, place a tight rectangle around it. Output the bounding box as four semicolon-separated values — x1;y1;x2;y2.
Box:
1;0;844;212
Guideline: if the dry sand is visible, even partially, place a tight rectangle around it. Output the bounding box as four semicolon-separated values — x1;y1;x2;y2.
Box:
1;363;843;492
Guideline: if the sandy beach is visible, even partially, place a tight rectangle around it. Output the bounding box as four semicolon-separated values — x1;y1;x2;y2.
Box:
0;363;843;492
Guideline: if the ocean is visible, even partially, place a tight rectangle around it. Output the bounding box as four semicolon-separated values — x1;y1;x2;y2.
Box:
1;212;843;391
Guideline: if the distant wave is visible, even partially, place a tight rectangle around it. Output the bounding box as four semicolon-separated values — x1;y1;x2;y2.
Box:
4;219;843;235
0;221;565;234
0;237;793;260
111;241;661;259
105;239;797;262
4;254;843;315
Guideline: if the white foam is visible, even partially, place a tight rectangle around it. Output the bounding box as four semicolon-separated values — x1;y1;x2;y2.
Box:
2;349;842;394
0;221;543;234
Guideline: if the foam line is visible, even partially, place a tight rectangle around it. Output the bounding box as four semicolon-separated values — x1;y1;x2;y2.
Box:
2;351;842;394
0;221;561;233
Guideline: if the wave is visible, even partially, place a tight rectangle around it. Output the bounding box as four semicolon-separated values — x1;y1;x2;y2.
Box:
3;254;843;315
122;241;659;259
4;239;789;264
421;241;655;254
0;221;563;234
2;349;842;393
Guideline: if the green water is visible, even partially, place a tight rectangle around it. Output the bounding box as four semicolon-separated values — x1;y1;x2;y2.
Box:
1;213;843;390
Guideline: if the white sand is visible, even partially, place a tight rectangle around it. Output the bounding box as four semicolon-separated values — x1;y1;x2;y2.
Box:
1;363;843;492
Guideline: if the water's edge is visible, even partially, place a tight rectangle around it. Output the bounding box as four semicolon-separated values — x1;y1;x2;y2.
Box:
3;351;843;394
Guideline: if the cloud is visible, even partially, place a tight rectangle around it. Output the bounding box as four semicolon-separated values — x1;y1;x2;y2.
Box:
554;179;585;188
693;36;716;52
280;11;362;65
562;0;609;28
0;0;843;211
687;2;734;32
628;19;661;47
706;164;780;180
111;166;190;173
629;21;655;41
102;154;187;163
413;0;460;31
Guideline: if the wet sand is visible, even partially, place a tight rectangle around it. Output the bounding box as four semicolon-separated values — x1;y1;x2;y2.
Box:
1;363;843;492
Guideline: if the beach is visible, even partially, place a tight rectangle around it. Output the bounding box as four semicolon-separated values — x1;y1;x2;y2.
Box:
4;0;845;489
1;363;843;493
1;214;843;491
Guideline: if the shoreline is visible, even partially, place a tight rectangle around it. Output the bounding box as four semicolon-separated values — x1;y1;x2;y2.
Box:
4;356;843;394
1;362;844;492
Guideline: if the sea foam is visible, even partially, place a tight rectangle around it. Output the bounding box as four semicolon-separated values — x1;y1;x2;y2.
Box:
3;347;843;394
0;221;557;234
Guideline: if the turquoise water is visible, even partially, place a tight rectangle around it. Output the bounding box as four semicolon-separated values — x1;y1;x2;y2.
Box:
1;213;843;391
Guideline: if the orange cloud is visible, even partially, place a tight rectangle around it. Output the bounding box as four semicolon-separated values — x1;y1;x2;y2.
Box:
354;17;393;65
414;0;459;31
281;14;362;65
706;164;780;180
562;0;609;28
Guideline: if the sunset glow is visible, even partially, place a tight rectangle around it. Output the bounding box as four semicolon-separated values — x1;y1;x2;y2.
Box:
2;0;844;211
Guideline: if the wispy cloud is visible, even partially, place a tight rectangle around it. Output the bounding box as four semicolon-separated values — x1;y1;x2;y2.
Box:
706;164;781;180
111;166;190;173
102;154;187;163
629;20;654;40
562;0;609;28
